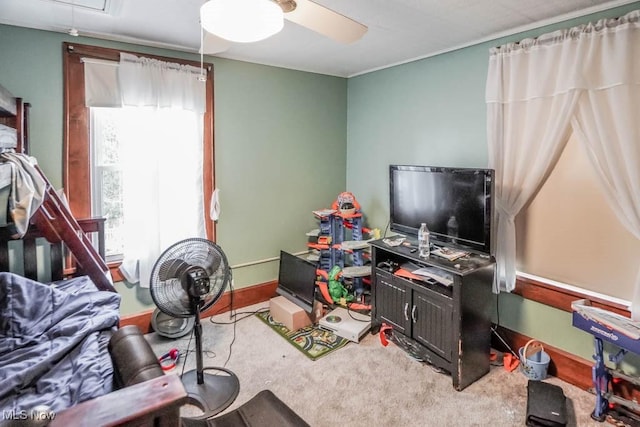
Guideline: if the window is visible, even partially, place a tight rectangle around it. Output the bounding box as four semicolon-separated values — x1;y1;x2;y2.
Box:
63;43;215;281
516;132;640;302
90;107;124;260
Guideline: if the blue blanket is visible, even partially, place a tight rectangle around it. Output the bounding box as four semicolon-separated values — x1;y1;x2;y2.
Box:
0;273;121;413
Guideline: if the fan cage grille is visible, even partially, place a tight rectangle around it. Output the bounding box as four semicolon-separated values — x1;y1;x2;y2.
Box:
150;238;230;318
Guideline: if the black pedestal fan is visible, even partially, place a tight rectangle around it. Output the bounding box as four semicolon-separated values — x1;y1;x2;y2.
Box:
150;238;239;419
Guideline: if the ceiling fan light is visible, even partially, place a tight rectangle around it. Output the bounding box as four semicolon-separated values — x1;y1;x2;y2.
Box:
200;0;284;44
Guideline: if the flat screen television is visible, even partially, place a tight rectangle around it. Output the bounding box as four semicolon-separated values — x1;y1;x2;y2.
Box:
389;165;495;255
275;251;317;313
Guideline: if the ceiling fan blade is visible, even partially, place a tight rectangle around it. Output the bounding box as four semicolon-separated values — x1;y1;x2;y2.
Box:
284;0;367;44
201;31;232;54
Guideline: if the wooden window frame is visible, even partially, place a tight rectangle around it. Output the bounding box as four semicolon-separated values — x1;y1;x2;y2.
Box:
63;42;216;281
514;274;630;317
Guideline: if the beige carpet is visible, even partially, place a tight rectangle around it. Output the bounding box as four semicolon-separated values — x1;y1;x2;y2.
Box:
146;302;601;426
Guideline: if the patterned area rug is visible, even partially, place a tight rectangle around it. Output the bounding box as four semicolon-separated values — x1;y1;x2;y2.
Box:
256;311;350;360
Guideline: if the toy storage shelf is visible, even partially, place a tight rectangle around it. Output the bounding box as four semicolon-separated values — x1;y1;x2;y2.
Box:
572;301;640;422
310;208;370;297
370;239;494;390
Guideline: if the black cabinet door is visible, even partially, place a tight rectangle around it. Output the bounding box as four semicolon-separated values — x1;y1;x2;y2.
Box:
412;287;454;362
375;270;411;334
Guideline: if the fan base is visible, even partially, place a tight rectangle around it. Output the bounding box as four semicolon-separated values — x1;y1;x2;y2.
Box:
181;367;240;419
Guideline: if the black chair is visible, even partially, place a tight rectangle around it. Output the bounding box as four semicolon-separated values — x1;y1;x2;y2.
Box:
182;390;310;427
113;326;310;427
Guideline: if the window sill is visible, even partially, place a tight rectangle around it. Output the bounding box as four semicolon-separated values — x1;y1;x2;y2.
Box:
63;262;124;283
108;262;125;282
514;274;630;317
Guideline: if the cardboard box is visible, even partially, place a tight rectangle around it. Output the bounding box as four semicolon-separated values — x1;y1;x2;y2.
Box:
269;296;312;331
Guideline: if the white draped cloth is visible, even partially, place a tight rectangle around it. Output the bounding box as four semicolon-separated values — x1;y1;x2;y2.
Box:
0;152;46;238
486;10;640;316
84;53;207;288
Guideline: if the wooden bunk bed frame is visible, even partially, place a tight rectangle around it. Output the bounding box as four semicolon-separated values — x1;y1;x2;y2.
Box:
1;82;312;427
1;83;112;291
1;84;187;425
0;218;105;281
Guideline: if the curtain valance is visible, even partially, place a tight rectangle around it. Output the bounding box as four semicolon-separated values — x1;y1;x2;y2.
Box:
83;54;206;113
487;10;640;103
118;53;206;113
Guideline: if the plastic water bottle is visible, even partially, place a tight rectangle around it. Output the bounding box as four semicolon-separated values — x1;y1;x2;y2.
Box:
418;223;430;258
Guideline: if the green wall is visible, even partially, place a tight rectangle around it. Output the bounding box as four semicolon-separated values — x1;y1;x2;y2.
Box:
0;25;347;315
347;2;640;364
3;2;640;367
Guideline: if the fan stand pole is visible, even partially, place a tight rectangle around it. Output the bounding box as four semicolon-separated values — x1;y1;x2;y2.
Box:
181;299;240;420
194;303;205;384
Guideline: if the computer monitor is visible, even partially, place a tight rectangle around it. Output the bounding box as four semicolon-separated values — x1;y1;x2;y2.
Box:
275;251;317;313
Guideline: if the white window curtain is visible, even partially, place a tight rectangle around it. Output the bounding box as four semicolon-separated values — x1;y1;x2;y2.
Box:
117;107;205;288
570;23;640;317
486;10;640;314
84;53;207;288
118;53;206;112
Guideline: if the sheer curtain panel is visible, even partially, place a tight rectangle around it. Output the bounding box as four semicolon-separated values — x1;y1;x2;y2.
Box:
117;53;206;288
570;11;640;317
84;53;207;288
486;31;583;293
117;107;205;288
486;10;640;313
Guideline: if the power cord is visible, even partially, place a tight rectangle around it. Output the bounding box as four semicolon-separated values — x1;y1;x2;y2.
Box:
179;327;194;379
496;290;501;325
491;292;518;358
223;307;236;369
177;324;217;379
222;277;235;368
382;218;390;239
204;278;269;369
209;308;269;325
346;303;371;322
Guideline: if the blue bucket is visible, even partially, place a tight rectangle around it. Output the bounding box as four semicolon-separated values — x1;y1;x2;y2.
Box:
519;340;550;381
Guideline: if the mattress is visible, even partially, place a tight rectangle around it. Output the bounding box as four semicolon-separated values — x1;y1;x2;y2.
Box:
0;124;17;150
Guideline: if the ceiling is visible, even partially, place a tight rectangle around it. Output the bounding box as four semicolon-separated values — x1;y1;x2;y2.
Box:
0;0;636;77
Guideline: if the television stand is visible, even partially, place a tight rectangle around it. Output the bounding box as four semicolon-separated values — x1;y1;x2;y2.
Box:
369;239;495;390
